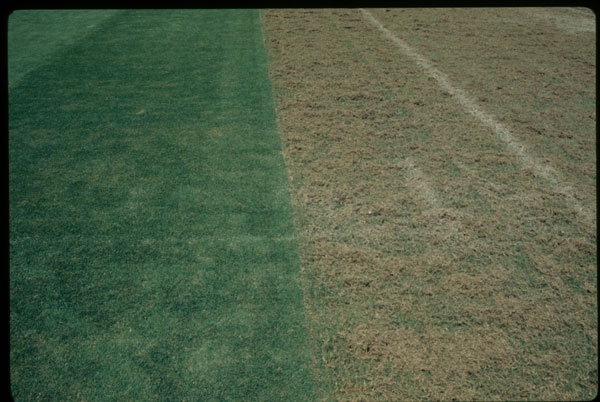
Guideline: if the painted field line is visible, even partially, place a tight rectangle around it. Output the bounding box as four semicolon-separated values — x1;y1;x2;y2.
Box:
524;7;596;34
360;9;595;227
404;157;439;208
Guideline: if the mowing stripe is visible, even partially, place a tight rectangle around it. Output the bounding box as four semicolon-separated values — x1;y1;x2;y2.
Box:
8;10;122;88
360;9;595;227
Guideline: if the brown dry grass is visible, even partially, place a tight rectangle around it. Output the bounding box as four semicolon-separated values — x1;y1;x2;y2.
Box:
261;8;596;401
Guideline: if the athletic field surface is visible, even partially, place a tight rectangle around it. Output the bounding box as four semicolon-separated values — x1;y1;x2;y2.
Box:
9;8;597;401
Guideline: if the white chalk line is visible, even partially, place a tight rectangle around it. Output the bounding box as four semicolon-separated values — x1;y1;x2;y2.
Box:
524;7;596;34
360;8;595;227
404;157;439;208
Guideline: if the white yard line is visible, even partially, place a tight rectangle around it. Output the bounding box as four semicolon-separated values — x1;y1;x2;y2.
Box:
404;157;439;208
360;8;595;227
523;7;596;34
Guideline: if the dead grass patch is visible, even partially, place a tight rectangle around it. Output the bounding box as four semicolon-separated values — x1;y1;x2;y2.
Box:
262;8;596;401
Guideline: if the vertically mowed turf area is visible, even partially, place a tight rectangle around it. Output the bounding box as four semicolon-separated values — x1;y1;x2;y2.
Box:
10;10;313;400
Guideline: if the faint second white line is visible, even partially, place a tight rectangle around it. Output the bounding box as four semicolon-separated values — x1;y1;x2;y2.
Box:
359;8;595;226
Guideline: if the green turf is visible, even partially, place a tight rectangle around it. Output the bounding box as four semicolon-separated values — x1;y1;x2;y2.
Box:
9;10;314;401
8;10;121;88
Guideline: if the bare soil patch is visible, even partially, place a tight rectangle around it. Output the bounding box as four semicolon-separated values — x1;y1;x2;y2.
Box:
262;8;596;401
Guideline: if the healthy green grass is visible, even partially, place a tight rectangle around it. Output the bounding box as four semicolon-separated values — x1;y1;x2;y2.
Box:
10;10;314;401
8;10;120;88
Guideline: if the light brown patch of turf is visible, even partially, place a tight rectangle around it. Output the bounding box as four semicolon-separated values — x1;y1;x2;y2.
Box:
263;8;596;401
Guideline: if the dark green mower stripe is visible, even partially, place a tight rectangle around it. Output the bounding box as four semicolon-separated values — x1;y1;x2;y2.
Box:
10;10;313;401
